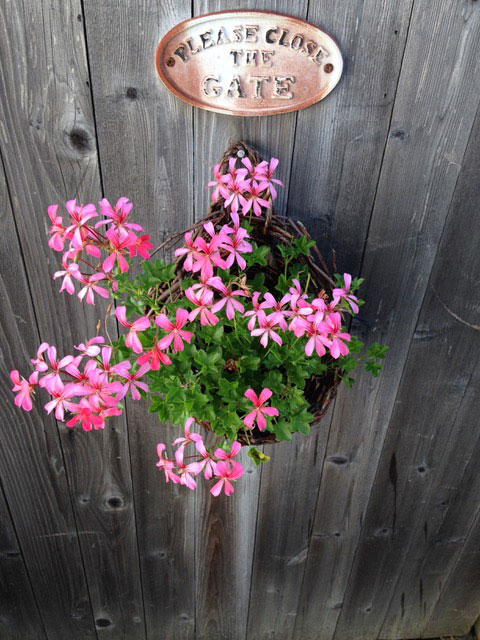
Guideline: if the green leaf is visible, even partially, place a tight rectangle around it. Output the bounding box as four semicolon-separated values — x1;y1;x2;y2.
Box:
367;343;389;359
247;447;271;466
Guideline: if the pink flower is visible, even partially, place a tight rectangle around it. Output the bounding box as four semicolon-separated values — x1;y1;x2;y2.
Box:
332;273;359;314
156;443;180;484
155;309;193;352
47;205;67;251
64;199;98;249
38;346;74;392
250;310;283;348
323;312;351;359
223;174;250;215
137;345;172;370
103;229;136;273
241;157;268;181
244;388;279;431
185;287;219;326
210;461;244;496
289;278;308;301
129;234;154;260
31;343;50;373
255;158;284;200
221;212;252;270
287;297;313;336
191;222;228;279
44;380;85;421
214;441;241;461
53;258;81;295
95;197;143;237
77;273;110;305
243;291;263;330
195;440;217;479
74;336;105;358
82;369;123;409
174;446;203;490
207;163;231;202
115;306;151;354
260;293;290;330
209;276;248;320
174;231;197;272
173;417;203;448
242;180;271;217
66;399;104;431
115;364;150;401
304;312;329;357
10;370;38;411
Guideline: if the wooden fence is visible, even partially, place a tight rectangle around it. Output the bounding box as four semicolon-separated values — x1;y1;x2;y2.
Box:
1;1;480;638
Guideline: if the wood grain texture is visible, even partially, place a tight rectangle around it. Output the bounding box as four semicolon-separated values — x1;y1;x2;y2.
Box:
293;2;480;639
82;1;196;638
0;0;145;637
376;101;480;640
0;152;96;637
334;95;480;640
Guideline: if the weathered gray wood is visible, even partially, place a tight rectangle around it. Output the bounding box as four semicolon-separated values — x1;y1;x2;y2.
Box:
246;406;335;640
0;466;46;639
334;98;480;640
0;0;145;637
82;2;196;638
0;153;96;637
376;102;480;640
293;2;480;639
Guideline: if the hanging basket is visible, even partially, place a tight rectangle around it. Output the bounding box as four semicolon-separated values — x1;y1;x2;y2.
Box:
150;141;340;446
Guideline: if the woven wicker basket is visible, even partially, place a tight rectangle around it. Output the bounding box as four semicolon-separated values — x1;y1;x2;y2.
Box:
152;141;340;445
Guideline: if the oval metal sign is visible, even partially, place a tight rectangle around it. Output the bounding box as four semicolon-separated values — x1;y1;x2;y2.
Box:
155;10;343;116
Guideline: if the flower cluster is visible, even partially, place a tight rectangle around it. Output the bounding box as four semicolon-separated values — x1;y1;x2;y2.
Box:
49;197;153;305
11;153;387;498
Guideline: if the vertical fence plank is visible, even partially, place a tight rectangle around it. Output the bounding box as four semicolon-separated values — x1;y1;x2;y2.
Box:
82;1;196;638
293;1;480;639
0;0;146;637
376;102;480;640
191;3;308;639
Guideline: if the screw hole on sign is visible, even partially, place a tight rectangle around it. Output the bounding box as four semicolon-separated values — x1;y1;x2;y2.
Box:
324;63;334;73
237;149;245;158
165;56;175;67
126;86;138;100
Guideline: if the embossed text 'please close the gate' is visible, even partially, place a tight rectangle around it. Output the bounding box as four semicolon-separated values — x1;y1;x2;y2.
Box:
155;11;343;116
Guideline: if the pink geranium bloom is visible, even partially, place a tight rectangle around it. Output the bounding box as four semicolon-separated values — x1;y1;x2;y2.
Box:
64;199;98;249
289;278;308;301
74;336;105;358
137;344;172;370
185;287;218;326
304;312;329;357
209;276;248;320
241;157;268;182
47;205;67;251
155;308;193;352
287;297;314;336
223;174;250;215
156;443;180;484
53;258;81;295
129;234;154;259
244;388;279;431
207;163;231;202
31;342;50;373
322;312;351;359
66;398;104;431
173;417;203;448
191;222;228;279
221;212;252;270
174;446;203;490
82;369;123;409
115;364;150;400
174;231;198;272
332;273;359;314
38;346;74;392
260;293;290;330
250;310;283;348
10;370;39;411
210;461;244;496
77;273;110;305
214;441;241;461
255;158;284;200
115;306;151;354
242;180;270;217
194;439;217;479
243;291;263;330
95;197;143;237
44;380;85;421
103;229;136;273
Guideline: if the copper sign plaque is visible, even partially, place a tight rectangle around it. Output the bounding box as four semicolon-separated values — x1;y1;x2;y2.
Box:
155;11;343;116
